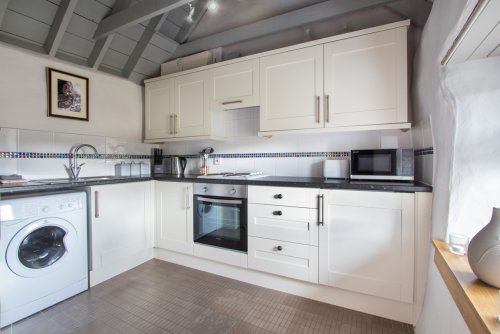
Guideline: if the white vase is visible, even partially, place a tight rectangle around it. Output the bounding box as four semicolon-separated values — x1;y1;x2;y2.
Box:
467;207;500;288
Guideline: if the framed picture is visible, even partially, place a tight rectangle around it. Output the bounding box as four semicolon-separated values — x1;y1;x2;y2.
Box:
48;68;89;121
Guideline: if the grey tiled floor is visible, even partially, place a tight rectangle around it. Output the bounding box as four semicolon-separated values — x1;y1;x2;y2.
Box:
1;259;414;334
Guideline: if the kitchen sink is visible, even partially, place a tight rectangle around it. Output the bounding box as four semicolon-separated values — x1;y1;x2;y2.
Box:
31;176;133;185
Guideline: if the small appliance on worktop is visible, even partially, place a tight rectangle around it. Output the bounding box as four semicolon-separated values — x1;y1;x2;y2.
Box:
350;149;414;181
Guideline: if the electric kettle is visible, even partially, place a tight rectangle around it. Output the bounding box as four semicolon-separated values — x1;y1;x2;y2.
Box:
171;156;187;176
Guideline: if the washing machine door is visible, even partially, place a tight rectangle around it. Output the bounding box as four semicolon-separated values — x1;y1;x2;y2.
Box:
6;217;78;278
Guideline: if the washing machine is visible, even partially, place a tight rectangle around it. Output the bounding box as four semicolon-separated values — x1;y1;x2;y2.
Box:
0;191;88;328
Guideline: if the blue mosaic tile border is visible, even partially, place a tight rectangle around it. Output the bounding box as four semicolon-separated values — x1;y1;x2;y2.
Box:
414;148;434;156
1;150;434;159
0;152;151;159
178;152;350;159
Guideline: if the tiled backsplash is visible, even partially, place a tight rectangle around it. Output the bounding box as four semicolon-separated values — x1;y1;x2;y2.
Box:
0;128;157;180
162;108;420;177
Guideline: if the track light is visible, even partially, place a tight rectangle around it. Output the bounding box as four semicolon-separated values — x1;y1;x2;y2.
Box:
207;0;218;12
186;3;195;22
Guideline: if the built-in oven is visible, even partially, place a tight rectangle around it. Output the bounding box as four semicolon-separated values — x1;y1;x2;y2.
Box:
193;183;247;252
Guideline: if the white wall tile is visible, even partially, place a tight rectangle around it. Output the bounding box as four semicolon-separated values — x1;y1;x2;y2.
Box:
254;158;276;176
19;129;53;153
274;158;299;176
0;159;18;175
82;135;107;154
234;158;255;173
297;157;324;177
18;159;67;180
0;128;18;151
53;133;83;153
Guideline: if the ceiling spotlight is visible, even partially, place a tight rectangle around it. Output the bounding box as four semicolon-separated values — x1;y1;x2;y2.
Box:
207;0;218;12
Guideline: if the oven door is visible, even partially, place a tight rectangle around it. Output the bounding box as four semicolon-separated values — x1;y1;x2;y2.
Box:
193;195;247;252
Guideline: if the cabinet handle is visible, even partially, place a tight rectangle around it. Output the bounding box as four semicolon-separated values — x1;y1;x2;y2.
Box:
272;210;283;216
95;190;99;218
169;115;173;135
221;100;243;105
174;115;178;135
274;194;283;199
325;95;330;123
276;245;283;251
316;96;320;123
186;186;191;209
318;194;324;226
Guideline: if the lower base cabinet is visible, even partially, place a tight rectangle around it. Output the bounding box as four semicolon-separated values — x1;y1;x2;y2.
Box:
319;189;415;302
155;181;193;254
90;181;154;286
248;236;318;283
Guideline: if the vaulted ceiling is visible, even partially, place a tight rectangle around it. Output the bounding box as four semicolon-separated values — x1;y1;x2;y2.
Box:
0;0;432;85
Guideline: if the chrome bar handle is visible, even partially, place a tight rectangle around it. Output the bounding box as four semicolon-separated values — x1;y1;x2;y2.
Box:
325;95;330;123
169;115;173;135
316;96;320;123
197;197;243;205
174;114;178;134
95;190;99;218
221;100;243;105
318;194;324;226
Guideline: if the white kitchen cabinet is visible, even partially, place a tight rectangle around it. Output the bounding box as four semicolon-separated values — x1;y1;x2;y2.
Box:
318;189;414;303
144;78;175;140
155;181;194;255
258;23;409;135
145;71;225;142
323;27;408;128
259;45;324;132
89;181;154;286
248;185;319;283
210;59;259;111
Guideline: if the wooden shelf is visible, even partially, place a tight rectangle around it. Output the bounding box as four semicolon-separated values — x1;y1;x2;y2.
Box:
433;240;500;334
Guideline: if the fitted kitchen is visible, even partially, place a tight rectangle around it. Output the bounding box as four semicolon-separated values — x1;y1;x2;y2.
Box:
1;0;499;334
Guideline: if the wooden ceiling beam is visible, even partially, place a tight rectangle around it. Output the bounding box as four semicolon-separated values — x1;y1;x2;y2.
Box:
0;0;9;26
45;0;79;57
88;0;132;69
175;0;208;44
93;0;191;40
171;0;397;59
122;14;175;78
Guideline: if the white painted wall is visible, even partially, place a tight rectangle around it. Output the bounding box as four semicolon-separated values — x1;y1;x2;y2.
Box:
0;42;144;140
412;0;500;332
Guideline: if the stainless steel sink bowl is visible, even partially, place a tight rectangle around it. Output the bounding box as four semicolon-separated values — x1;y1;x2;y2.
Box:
31;176;133;185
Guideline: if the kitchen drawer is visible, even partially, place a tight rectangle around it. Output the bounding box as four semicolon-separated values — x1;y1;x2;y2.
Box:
248;236;318;283
248;186;319;208
248;204;318;246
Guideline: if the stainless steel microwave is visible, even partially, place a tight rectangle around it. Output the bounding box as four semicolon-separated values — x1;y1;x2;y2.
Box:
350;149;414;181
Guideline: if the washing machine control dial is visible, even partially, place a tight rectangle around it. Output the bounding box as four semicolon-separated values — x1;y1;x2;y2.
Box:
41;206;50;213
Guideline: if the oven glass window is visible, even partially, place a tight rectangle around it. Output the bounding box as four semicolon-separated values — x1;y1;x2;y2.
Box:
18;226;67;269
194;197;247;252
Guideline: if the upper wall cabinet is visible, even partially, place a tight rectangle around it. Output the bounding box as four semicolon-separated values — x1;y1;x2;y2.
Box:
260;46;324;131
210;59;259;111
259;24;409;135
144;70;225;143
323;27;408;128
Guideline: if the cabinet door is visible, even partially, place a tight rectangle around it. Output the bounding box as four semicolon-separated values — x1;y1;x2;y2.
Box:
210;59;259;111
174;71;210;137
145;78;175;139
319;190;414;303
90;182;153;286
260;45;324;131
324;27;407;127
155;181;193;254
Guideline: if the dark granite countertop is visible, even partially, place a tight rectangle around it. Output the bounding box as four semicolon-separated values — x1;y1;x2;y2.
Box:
0;176;153;195
155;174;432;193
0;174;431;195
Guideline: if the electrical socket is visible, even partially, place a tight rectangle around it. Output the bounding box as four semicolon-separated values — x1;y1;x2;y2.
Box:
213;158;221;165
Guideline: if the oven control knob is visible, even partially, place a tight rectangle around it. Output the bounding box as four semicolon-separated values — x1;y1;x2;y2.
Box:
202;187;208;193
230;188;237;195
